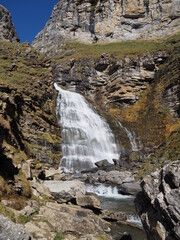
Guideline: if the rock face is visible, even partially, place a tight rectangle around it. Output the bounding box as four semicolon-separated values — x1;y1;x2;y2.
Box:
35;202;110;236
54;51;168;107
33;0;180;52
0;41;61;197
0;214;32;240
135;161;180;240
0;5;19;42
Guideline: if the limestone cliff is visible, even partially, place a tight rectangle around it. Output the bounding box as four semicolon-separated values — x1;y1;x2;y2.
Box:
0;5;19;42
33;0;180;52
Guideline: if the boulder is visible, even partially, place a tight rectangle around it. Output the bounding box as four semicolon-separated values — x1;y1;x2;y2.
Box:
101;210;126;222
0;215;32;240
103;171;135;185
76;194;101;209
119;182;141;196
43;180;86;203
95;159;113;168
135;160;180;240
38;202;111;235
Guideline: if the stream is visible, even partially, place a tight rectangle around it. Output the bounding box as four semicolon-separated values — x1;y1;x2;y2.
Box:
86;184;147;240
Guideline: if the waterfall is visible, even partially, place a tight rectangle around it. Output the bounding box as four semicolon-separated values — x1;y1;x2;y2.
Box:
118;122;138;152
55;83;119;172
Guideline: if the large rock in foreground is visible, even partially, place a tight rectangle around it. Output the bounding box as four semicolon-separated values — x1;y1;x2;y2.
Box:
0;215;32;240
26;202;111;237
43;180;86;203
0;5;19;42
33;0;180;52
135;161;180;240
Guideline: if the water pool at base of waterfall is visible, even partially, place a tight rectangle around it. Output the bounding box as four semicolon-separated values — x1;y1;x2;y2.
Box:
98;195;135;213
99;196;147;240
86;184;147;239
110;223;147;240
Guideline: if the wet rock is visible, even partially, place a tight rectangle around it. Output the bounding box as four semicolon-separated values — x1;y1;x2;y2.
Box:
120;233;132;240
0;214;32;240
119;182;141;196
101;210;127;222
135;160;180;240
95;159;113;168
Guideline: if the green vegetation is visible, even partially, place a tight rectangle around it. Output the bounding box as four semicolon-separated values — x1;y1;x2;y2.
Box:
17;214;33;224
54;232;64;240
14;170;31;198
0;40;49;93
52;32;180;63
0;202;16;222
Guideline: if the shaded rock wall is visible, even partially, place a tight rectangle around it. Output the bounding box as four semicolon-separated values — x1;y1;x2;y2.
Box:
33;0;180;52
135;161;180;240
0;5;19;42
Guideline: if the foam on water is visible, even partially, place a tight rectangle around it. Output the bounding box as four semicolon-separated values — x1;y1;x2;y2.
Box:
86;184;133;199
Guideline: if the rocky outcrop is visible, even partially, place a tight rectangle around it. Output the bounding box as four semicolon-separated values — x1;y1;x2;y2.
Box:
0;41;61;197
33;0;180;52
135;161;180;240
0;214;32;240
54;51;168;107
25;202;111;237
0;5;19;42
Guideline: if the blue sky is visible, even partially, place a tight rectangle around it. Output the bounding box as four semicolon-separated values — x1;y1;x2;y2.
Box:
0;0;58;43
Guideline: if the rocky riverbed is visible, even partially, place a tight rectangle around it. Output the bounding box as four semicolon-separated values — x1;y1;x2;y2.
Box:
0;158;145;240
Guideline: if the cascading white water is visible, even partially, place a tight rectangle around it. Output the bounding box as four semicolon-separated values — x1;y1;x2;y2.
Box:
118;121;138;152
85;184;133;199
55;83;119;172
127;214;142;227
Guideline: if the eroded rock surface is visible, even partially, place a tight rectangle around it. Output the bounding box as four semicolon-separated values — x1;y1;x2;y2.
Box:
0;214;32;240
32;202;110;236
0;5;19;42
135;161;180;240
33;0;180;52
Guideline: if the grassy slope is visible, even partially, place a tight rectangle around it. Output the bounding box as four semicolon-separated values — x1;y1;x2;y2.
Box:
52;33;180;62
